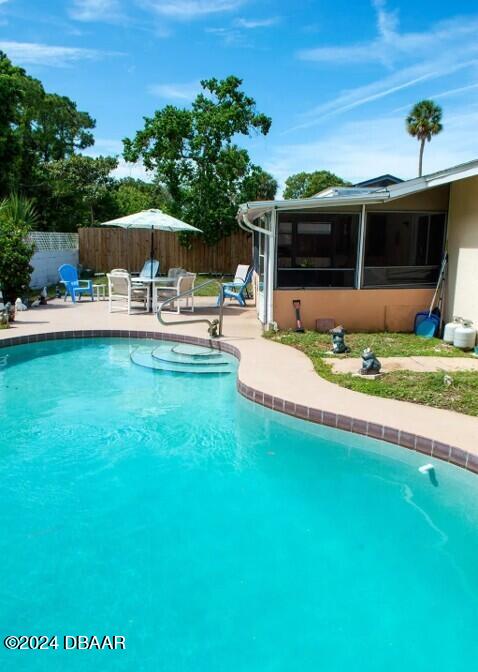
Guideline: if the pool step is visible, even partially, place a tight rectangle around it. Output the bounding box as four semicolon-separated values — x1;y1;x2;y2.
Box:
152;347;230;367
130;345;233;375
171;344;223;359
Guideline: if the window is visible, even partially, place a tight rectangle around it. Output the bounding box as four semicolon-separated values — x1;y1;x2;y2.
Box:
276;212;359;288
363;212;446;287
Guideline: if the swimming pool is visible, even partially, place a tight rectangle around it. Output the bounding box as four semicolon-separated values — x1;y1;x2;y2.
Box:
1;337;478;671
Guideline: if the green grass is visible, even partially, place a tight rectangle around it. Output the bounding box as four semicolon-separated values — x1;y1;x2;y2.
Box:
265;330;478;417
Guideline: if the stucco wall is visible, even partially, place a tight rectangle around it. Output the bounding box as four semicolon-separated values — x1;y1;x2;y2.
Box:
447;176;478;325
273;288;434;332
367;185;450;211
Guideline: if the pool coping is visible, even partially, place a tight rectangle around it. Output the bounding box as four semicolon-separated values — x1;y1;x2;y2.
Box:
1;328;477;476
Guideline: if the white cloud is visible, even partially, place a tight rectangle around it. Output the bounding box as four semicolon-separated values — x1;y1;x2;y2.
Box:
265;106;478;194
234;17;280;29
69;0;122;22
140;0;244;20
205;25;247;46
149;80;200;100
299;2;478;66
291;1;478;129
290;57;478;133
83;140;153;181
0;40;109;66
392;82;478;114
88;138;124;154
113;158;153;181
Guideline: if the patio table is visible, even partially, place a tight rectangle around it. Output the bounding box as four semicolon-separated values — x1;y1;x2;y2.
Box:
132;277;176;312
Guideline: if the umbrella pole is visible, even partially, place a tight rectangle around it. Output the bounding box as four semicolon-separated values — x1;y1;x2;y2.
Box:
127;227;130;273
151;225;154;279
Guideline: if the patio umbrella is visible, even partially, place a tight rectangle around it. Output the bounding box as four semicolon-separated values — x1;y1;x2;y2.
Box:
100;209;202;278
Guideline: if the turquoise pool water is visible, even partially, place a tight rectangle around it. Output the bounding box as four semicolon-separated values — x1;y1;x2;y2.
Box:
1;337;478;671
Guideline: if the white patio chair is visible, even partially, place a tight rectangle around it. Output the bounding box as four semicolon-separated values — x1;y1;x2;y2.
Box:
107;271;150;314
154;273;196;314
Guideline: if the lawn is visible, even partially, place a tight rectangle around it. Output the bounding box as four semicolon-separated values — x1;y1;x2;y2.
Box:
265;330;478;417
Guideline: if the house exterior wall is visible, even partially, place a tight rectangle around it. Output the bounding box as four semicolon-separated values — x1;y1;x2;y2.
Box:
273;288;434;331
367;185;449;211
446;176;478;325
270;185;449;331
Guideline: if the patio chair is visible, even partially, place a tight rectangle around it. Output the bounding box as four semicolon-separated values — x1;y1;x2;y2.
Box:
217;264;254;307
132;259;160;279
154;273;196;314
166;267;187;281
58;264;94;303
107;271;150;314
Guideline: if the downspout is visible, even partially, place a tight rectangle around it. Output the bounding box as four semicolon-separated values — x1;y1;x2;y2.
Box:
356;204;367;290
238;210;273;236
266;209;277;328
238;209;274;328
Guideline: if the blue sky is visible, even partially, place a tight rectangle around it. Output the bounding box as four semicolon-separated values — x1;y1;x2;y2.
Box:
2;0;478;192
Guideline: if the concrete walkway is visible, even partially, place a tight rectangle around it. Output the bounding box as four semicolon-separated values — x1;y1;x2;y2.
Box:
1;298;478;460
328;356;478;374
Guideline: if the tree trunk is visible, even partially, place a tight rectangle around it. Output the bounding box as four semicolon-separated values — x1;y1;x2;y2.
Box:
418;138;425;177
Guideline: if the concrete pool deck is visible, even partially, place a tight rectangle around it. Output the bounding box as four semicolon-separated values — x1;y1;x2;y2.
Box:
1;297;477;471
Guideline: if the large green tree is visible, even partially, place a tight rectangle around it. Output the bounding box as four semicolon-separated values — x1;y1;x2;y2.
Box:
283;170;350;199
123;76;272;244
406;99;443;177
41;155;118;231
240;165;277;202
0;53;27;195
0;50;96;205
110;178;171;217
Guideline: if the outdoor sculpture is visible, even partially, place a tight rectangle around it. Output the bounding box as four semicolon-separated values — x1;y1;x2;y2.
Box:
329;325;350;354
0;302;13;326
360;348;382;375
208;318;220;338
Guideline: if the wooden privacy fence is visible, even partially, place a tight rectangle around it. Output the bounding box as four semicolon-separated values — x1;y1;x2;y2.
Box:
79;228;252;274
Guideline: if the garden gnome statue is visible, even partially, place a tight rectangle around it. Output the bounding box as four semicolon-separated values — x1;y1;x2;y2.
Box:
360;348;381;375
330;325;350;354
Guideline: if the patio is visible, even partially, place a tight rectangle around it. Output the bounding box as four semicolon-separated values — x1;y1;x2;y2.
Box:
2;297;478;468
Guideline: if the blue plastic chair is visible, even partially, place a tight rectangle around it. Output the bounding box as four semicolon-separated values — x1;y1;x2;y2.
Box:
58;264;94;303
217;265;254;307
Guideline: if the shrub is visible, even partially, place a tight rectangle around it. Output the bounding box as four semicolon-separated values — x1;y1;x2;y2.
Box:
0;195;37;302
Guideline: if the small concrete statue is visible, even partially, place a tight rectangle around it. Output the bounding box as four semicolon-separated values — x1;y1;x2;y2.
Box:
330;325;350;354
0;302;12;326
360;348;381;375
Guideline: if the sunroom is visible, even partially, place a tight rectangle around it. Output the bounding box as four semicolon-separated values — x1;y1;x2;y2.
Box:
238;159;478;332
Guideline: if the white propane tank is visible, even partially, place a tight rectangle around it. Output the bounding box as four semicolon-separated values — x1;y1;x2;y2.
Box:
443;316;462;344
453;320;477;350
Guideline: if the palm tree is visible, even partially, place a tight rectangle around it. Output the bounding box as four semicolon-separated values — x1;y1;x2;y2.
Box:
0;193;39;230
406;100;443;177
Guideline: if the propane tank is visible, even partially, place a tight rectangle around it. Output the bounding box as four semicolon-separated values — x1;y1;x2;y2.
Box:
443;316;462;344
453;320;477;350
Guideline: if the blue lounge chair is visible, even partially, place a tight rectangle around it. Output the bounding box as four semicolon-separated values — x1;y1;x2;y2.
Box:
58;264;94;303
217;264;254;307
133;259;160;279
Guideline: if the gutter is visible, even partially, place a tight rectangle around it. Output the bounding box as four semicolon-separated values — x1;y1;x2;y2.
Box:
238;211;273;236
